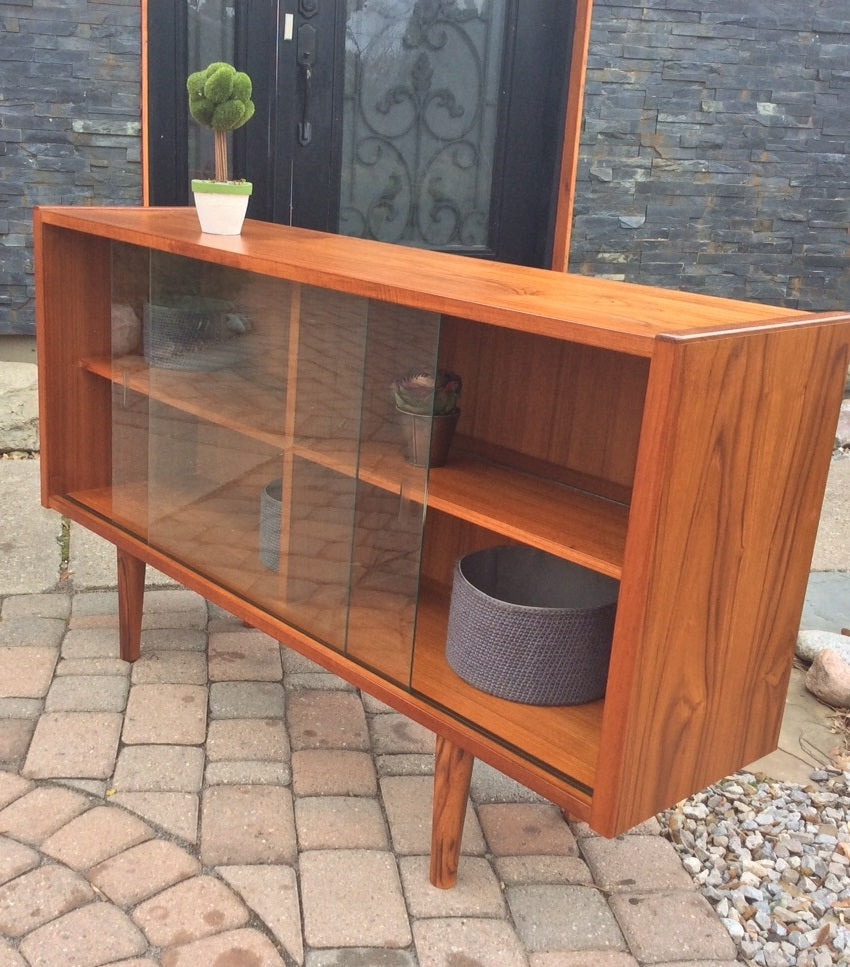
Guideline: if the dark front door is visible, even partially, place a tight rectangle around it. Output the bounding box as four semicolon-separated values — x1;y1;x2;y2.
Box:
147;0;575;268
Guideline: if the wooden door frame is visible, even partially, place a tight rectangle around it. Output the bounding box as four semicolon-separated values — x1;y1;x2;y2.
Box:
140;0;593;271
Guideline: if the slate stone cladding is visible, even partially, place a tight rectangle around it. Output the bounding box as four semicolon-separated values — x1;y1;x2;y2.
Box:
1;2;848;332
571;0;850;311
0;0;141;334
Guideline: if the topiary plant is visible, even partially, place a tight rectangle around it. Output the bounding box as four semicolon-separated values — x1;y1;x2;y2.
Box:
187;62;255;182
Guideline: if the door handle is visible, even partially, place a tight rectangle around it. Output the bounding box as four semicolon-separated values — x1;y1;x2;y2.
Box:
297;23;316;146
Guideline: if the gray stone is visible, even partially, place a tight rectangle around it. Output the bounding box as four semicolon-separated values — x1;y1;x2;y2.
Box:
796;629;850;665
836;398;850;448
0;362;38;451
508;884;626;953
801;572;850;634
805;649;850;709
0;458;62;594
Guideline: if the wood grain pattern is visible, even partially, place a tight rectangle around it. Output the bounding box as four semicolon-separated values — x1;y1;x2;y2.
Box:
117;548;146;662
430;736;475;888
35;218;114;502
35;207;805;358
592;321;850;835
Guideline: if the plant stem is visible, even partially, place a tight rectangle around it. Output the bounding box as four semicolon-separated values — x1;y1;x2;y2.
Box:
214;129;228;182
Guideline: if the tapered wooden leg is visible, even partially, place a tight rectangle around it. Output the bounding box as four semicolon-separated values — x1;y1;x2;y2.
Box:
117;547;145;662
430;735;475;889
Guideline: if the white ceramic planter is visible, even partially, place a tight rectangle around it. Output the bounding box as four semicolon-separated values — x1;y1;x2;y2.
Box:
191;179;252;235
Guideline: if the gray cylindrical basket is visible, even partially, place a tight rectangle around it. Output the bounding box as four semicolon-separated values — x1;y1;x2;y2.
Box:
445;546;619;706
259;478;283;572
143;300;236;371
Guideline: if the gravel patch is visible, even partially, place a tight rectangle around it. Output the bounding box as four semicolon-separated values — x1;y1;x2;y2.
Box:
661;768;850;966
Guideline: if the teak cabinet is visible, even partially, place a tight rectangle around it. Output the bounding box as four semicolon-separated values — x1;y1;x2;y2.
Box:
35;206;850;886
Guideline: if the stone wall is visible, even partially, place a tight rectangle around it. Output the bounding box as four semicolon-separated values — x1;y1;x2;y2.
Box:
570;0;850;311
0;0;142;335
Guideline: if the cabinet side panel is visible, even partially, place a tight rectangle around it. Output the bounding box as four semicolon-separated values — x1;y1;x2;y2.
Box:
36;222;113;502
592;320;850;835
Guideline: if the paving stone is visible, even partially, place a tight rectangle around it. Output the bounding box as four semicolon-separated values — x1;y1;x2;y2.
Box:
507;885;626;953
494;854;595;886
0;617;66;649
360;692;395;714
0;939;26;967
0;785;91;844
0;773;32;809
60;629;121;659
280;649;331;679
286;690;369;750
295;796;389;850
0;647;58;698
376;753;435;776
0;864;95;936
55;658;132;677
368;713;434;754
218;864;303;966
581;833;695;892
305;952;416;967
208;630;283;681
200;785;296;866
1;594;71;620
0;719;35;764
130;650;207;685
206;717;290;762
204;760;292;785
380;775;485;855
471;760;545;803
19;902;148;967
0;698;42;718
90;839;201;905
112;792;200;844
528;954;639;966
159;927;286;967
478;802;578;856
0;460;62;595
132;874;249;947
209;681;285;718
23;711;122;779
413;917;527;967
0;835;39;886
608;891;738;962
286;672;355;692
292;749;377;797
142;588;209;619
40;805;153;870
140;628;207;652
301;850;411;949
45;674;129;712
70;592;121;617
399;854;505;917
122;684;207;745
113;744;205;792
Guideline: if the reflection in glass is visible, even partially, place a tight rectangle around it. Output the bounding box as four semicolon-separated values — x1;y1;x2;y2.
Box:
341;0;506;250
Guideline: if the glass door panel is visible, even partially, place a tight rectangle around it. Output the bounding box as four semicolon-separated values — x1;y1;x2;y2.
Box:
340;0;507;250
109;239;440;683
347;301;441;685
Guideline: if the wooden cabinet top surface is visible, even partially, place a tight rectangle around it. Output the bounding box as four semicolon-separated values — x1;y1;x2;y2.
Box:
35;205;816;358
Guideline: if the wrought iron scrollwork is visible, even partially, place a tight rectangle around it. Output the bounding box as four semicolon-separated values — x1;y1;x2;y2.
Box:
341;0;501;250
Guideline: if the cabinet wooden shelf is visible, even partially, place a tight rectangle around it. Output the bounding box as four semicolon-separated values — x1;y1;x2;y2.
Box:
36;206;850;887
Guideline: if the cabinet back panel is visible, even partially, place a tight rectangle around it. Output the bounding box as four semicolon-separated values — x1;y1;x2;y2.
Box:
440;318;649;501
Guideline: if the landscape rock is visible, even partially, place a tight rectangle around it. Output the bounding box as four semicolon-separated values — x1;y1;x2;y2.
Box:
837;398;850;449
0;362;39;452
796;628;850;666
805;649;850;709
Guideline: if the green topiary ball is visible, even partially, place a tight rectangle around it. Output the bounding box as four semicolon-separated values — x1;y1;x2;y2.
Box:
187;62;255;133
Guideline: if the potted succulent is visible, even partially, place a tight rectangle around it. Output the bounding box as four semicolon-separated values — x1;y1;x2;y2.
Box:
187;61;256;235
392;369;462;467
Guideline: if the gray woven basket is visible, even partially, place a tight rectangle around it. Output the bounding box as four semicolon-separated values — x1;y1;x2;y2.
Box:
143;300;238;371
445;546;618;706
259;478;283;572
